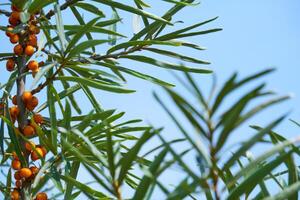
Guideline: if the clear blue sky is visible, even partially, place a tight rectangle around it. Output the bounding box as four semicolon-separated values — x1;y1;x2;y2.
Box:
1;0;300;199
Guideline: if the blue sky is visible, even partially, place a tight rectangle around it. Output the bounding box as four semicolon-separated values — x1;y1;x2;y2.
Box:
1;0;300;198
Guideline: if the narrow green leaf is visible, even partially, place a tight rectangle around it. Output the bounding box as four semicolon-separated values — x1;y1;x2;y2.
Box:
56;76;135;93
107;40;182;54
65;17;101;54
118;129;155;183
93;0;172;24
133;148;168;199
120;55;212;73
68;40;109;58
28;0;56;14
75;2;105;17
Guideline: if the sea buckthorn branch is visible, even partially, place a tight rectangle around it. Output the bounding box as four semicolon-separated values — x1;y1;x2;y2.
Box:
4;4;49;200
31;61;65;95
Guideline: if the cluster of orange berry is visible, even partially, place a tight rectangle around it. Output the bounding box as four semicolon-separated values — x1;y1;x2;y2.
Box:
4;4;49;199
5;4;42;75
11;152;47;200
9;92;48;200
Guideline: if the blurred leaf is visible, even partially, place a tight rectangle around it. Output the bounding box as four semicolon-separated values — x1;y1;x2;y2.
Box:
28;0;56;14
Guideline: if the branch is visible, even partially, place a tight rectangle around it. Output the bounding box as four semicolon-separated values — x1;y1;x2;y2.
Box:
31;62;66;95
32;46;143;95
0;9;10;17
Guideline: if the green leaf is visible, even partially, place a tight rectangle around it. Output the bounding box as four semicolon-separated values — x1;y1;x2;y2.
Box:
215;84;265;152
65;17;101;54
64;162;80;200
74;2;105;17
61;175;110;198
93;0;172;25
67;40;109;58
96;62;174;87
118;129;155;183
108;11;118;46
133;148;168;199
145;47;210;64
262;181;300;200
227;150;294;200
48;84;58;154
226;138;300;189
54;3;68;53
120;55;212;73
223;115;286;170
56;76;135;93
211;68;275;116
107;40;182;54
28;0;56;14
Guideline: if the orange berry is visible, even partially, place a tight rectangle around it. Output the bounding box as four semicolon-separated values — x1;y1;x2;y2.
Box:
22;91;32;103
33;113;43;124
11;12;20;21
31;147;44;161
25;45;35;56
36;192;48;200
6;58;15;72
27;96;38;110
12;95;17;105
10;106;20;118
25;141;36;151
27;60;39;71
10;34;19;44
12;159;21;170
37;145;47;157
14;171;22;180
28;34;37;46
19;168;32;179
6;27;14;37
30;166;39;175
14;44;23;56
11;189;20;200
9;16;19;26
16;180;22;188
23;125;35;137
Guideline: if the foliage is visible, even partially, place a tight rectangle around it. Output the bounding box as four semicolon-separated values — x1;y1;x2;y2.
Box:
154;70;300;199
0;0;298;200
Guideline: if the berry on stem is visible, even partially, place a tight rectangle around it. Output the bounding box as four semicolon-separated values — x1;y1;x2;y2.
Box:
25;45;35;56
31;147;44;161
14;44;23;56
33;113;43;124
23;125;35;137
28;60;39;71
36;192;48;200
12;159;21;170
25;141;36;151
19;168;32;179
6;58;15;72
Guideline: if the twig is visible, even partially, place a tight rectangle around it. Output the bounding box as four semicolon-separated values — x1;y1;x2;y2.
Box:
0;9;10;17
